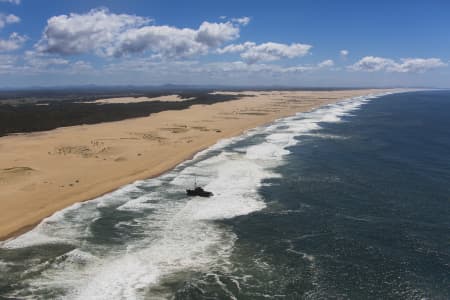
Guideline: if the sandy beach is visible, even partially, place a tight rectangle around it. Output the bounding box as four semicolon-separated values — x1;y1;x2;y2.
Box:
0;89;391;240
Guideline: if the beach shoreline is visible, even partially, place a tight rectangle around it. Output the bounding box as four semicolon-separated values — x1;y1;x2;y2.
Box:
0;89;397;241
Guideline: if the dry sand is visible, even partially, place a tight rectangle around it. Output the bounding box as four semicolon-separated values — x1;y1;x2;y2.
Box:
81;94;194;104
0;89;392;240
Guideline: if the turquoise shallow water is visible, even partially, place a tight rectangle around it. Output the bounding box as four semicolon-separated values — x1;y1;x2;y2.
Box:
1;91;449;299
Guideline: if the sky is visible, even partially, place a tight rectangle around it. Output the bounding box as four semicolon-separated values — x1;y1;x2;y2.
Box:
0;0;449;88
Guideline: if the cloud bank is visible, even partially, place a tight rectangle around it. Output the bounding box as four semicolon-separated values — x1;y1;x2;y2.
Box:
350;56;447;73
219;41;312;64
0;6;448;87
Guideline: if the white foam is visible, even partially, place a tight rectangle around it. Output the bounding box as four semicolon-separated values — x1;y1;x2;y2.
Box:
0;260;13;273
2;202;94;249
116;193;160;212
245;142;291;160
95;183;141;208
187;159;269;220
67;201;238;299
62;249;98;265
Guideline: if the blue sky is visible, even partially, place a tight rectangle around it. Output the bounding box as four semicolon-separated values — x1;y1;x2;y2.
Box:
0;0;449;88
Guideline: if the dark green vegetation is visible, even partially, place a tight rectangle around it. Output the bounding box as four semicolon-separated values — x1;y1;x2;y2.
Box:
0;86;206;104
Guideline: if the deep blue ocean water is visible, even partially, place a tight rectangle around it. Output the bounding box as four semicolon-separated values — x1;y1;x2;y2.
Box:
215;91;450;299
1;91;449;299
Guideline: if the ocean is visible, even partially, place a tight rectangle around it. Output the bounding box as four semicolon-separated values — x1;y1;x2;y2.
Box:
1;90;449;299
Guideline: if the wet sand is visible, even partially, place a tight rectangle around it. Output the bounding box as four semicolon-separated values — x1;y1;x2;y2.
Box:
0;89;392;240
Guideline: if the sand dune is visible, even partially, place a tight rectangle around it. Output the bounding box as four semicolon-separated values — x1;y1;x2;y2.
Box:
0;89;394;240
82;94;194;104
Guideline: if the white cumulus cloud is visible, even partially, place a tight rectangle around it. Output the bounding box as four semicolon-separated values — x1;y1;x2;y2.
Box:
350;56;394;72
282;59;334;73
0;0;21;4
0;53;17;72
318;59;334;68
340;49;349;57
350;56;447;73
216;41;256;54
232;16;251;26
0;32;26;51
241;42;312;64
195;21;240;47
36;8;150;56
0;13;20;29
36;8;242;59
393;58;447;73
113;26;203;58
24;51;69;68
218;41;312;64
201;58;334;74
